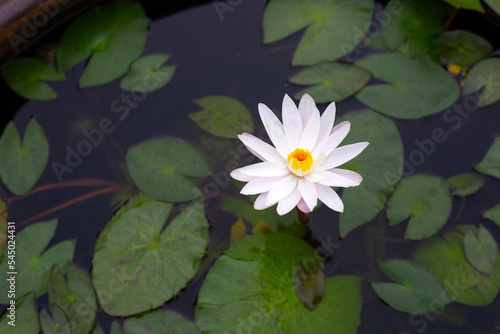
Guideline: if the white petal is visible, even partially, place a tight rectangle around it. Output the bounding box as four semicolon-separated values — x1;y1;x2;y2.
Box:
238;162;289;177
240;176;284;195
319;142;369;170
316;101;336;147
266;114;293;158
265;174;298;206
313;121;350;157
299;104;320;151
238;133;284;163
316;184;344;212
298;178;318;212
282;94;303;148
277;188;302;215
297;198;311;213
304;171;329;183
230;168;255;182
258;102;284;133
317;169;363;187
298;94;318;125
254;192;273;210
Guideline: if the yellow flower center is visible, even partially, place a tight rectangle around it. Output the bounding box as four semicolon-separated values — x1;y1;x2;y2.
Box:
287;149;313;176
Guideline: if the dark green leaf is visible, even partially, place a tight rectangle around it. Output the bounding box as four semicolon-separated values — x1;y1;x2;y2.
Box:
0;293;39;333
294;258;325;309
111;321;124;334
435;30;492;66
442;0;484;11
464;226;497;275
475;136;500;178
483;204;500;228
120;54;176;92
92;325;105;334
124;310;201;334
446;173;485;196
463;58;500;106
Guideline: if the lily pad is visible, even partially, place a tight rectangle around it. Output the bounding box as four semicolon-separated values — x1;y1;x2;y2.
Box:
435;30;492;66
464;226;497;275
262;0;374;65
337;110;403;237
289;62;371;103
356;53;459;118
111;322;124;334
0;219;75;303
196;233;363;334
446;173;484;196
1;58;65;100
0;293;39;333
387;175;452;240
124;310;202;334
463;58;500;107
189;96;254;138
475;136;500;178
57;1;147;88
483;204;500;228
371;259;450;314
483;0;500;14
92;194;209;316
442;0;484;11
413;225;500;306
39;305;71;334
0;118;49;196
294;258;325;309
120;54;176;92
126;137;210;202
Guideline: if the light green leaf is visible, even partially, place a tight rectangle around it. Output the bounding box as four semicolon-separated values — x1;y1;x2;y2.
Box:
111;321;124;334
446;173;485;196
92;325;105;334
463;58;500;107
435;30;492;66
189;96;254;139
484;204;500;228
124;310;201;334
290;62;371;103
1;58;65;100
414;225;500;306
387;175;452;240
39;305;71;334
442;0;485;11
475;136;500;178
126;138;210;202
371;259;450;314
483;0;500;14
92;194;209;316
356;53;459;119
0;119;49;196
262;0;374;65
0;293;39;333
0;219;76;303
57;1;147;88
464;226;497;275
120;54;176;92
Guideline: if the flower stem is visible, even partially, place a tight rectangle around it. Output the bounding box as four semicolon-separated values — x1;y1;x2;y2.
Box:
296;207;310;224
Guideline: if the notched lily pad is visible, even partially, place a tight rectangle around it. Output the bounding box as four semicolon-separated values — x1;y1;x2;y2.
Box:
483;204;500;228
446;173;484;196
464;226;497;275
120;54;176;92
463;59;500;107
39;305;71;334
475;136;500;179
435;30;492;66
124;309;202;334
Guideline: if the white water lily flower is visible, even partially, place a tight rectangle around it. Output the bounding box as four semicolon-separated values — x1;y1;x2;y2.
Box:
230;94;369;216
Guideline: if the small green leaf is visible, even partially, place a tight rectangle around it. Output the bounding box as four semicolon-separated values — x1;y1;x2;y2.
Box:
0;293;39;333
190;96;254;138
435;30;492;66
290;62;371;103
92;325;105;334
39;305;71;334
484;204;500;228
463;59;500;106
442;0;485;12
483;0;500;14
0;119;49;196
371;259;450;314
294;258;325;309
120;54;176;92
124;310;202;334
1;58;65;100
111;321;124;334
446;173;485;196
464;226;497;275
126;137;209;202
387;175;452;240
475;136;500;178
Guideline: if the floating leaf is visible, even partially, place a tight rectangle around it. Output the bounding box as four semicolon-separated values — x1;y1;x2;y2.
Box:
337;110;403;237
92;325;104;334
414;225;500;306
435;30;492;66
126;138;210;202
39;305;71;334
464;226;497;275
475;136;500;178
196;233;362;334
124;310;202;334
57;1;147;88
290;62;371;103
189;96;254;138
446;173;484;196
371;260;450;314
0;119;49;196
262;0;374;65
0;219;75;303
463;58;500;106
0;293;39;333
294;258;325;309
92;194;209;316
484;204;500;228
483;0;500;14
387;175;452;240
111;321;124;334
442;0;484;11
120;54;176;92
230;218;247;245
356;53;459;118
1;58;65;100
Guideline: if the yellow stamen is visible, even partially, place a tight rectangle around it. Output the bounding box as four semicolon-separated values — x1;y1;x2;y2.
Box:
287;149;314;176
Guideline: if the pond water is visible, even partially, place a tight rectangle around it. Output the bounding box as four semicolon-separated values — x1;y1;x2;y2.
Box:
1;0;500;333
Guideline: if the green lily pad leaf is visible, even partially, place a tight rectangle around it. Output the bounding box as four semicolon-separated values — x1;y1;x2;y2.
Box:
387;175;452;240
378;0;449;57
0;118;49;196
413;225;500;306
294;258;325;309
483;0;500;14
1;58;65;100
39;305;71;334
189;96;254;139
337;110;403;237
446;173;485;196
0;196;6;260
124;310;201;334
262;0;374;65
48;263;96;333
442;0;485;11
92;325;104;334
475;136;500;178
484;204;500;228
92;194;209;316
0;293;39;333
371;259;450;314
290;62;371;103
120;54;176;92
196;233;363;334
435;30;492;66
356;53;459;118
57;1;147;88
463;58;500;106
126;137;210;202
464;226;497;275
0;219;76;303
111;321;124;334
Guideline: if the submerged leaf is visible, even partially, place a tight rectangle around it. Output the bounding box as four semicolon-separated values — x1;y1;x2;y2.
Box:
446;173;484;196
120;54;176;92
475;136;500;178
463;58;500;107
294;258;326;309
483;204;500;228
124;310;201;334
435;30;492;66
230;218;247;245
464;226;497;275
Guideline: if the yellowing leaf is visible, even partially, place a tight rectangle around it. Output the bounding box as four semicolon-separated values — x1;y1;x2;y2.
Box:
230;218;247;245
